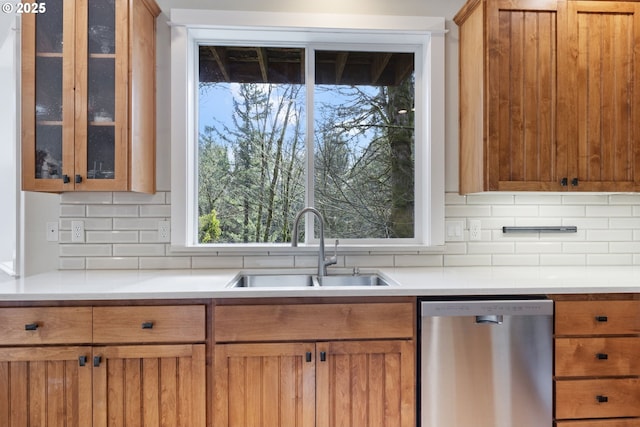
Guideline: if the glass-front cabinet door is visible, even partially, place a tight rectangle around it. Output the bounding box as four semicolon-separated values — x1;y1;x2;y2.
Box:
75;0;127;190
22;0;132;191
22;0;74;191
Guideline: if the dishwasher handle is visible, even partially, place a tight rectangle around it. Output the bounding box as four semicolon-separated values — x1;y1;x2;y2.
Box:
476;315;503;324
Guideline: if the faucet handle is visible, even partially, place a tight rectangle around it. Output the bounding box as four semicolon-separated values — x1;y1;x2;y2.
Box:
325;239;338;267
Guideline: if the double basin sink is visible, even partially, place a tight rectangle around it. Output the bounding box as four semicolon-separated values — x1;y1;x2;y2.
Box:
227;270;394;288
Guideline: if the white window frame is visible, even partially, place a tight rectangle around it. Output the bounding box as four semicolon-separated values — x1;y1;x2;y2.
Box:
170;9;445;252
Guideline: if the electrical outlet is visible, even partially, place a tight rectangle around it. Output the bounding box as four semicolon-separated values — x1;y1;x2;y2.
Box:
46;221;59;242
469;220;482;241
71;220;85;243
158;221;170;242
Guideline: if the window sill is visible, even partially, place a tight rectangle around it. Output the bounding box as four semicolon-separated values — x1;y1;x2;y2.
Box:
167;243;446;256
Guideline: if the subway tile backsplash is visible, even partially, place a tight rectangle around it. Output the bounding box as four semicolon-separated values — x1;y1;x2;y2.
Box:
59;192;640;270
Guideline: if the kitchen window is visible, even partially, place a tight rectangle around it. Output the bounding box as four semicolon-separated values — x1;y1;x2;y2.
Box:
170;10;445;251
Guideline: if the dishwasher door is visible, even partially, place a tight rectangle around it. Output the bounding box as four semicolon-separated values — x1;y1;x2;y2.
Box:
420;299;553;427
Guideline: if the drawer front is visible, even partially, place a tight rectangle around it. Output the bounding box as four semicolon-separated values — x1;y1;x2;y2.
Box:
556;379;640;419
93;305;206;344
556;420;640;427
556;337;640;377
0;307;92;345
215;302;414;342
555;301;640;336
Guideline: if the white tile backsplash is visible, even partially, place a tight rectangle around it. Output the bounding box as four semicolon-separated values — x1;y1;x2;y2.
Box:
57;191;640;269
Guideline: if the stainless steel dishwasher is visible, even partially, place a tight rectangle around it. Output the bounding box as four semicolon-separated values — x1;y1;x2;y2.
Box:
420;298;553;427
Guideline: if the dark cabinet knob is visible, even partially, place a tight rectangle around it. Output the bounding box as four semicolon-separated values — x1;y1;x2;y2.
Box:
141;321;154;329
571;177;579;186
595;316;608;322
596;395;608;403
79;356;88;366
63;175;70;184
560;177;568;187
306;352;312;363
596;353;609;360
75;174;82;184
24;323;39;331
320;351;327;362
93;356;102;367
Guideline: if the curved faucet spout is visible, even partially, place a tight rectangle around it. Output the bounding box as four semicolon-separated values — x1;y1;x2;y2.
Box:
291;207;337;277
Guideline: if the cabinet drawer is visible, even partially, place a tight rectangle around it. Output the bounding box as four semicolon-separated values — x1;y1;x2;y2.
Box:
556;421;640;427
555;301;640;335
0;307;92;345
556;379;640;419
215;302;414;342
93;305;205;344
556;337;640;377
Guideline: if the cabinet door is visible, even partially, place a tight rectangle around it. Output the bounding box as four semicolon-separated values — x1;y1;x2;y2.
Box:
74;0;128;190
316;340;415;427
21;0;76;191
564;1;640;191
0;346;92;427
486;0;562;191
214;342;316;427
92;344;206;427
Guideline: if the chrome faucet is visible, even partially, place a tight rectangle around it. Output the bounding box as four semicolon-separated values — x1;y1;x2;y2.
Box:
291;207;338;277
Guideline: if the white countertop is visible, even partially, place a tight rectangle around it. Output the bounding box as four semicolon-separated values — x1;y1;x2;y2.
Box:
1;266;640;301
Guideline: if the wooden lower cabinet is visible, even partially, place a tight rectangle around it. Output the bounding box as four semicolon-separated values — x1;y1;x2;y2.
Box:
0;303;208;427
554;296;640;426
0;344;207;427
93;344;206;427
0;346;93;427
316;340;414;427
214;342;316;427
556;421;640;427
556;378;640;419
214;339;415;427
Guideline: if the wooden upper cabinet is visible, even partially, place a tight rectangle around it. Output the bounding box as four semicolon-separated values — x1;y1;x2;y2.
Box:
563;1;640;191
457;0;562;193
456;0;640;193
488;0;561;192
21;0;159;193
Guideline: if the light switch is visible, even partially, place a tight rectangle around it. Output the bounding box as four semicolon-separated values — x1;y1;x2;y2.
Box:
46;221;59;242
445;220;464;242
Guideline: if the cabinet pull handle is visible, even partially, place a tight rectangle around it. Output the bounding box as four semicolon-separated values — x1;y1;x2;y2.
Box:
596;353;609;360
75;174;82;183
320;351;327;362
63;175;70;184
595;316;608;322
24;323;39;331
571;177;579;186
560;177;568;187
141;321;154;329
79;356;87;366
93;356;102;367
596;395;608;403
306;352;312;362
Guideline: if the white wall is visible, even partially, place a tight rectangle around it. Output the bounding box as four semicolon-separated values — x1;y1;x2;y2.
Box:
6;13;61;277
0;13;18;275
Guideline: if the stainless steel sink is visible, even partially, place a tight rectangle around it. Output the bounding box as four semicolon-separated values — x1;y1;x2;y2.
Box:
315;274;391;287
230;274;314;288
227;272;393;288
